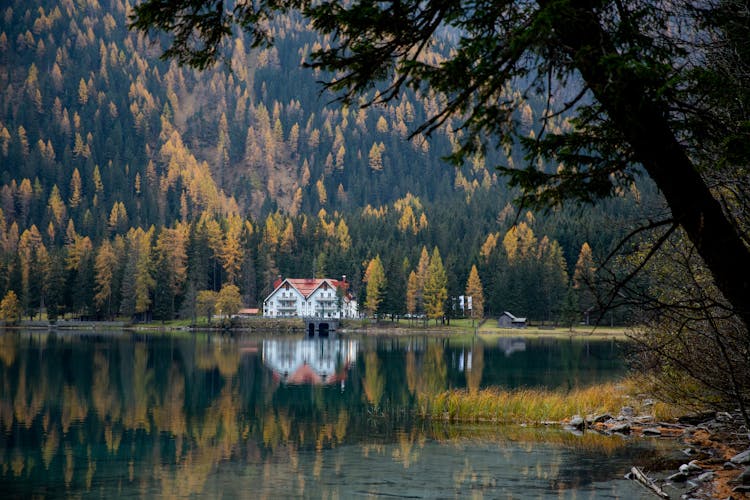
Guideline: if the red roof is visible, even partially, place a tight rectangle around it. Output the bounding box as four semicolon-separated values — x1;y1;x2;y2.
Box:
274;278;348;299
271;363;348;386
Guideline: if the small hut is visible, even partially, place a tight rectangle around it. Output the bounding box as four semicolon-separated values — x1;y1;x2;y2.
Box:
497;311;527;328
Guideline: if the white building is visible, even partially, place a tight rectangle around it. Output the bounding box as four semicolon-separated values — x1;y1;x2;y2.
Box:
262;277;358;318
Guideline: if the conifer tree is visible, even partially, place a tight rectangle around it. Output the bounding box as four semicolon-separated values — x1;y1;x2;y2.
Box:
381;255;406;320
364;255;386;317
69;168;82;209
540;238;569;323
415;246;430;312
423;247;447;324
220;215;244;285
47;185;66;229
573;242;596;325
94;239;118;317
464;264;484;320
368;142;383;171
45;253;66;322
406;270;419;317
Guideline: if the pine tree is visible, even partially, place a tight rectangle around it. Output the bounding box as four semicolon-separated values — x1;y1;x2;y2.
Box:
381;255;405;320
45;253;66;322
72;250;95;317
573;242;596;325
540;238;569;323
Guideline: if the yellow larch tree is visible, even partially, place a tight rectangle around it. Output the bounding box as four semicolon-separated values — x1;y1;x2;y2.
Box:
415;246;430;308
464;264;484;319
94;238;118;314
406;270;419;316
423;247;448;323
364;255;386;316
335;219;351;251
220;215;244;285
502;222;537;264
47;184;67;229
69;168;82;208
480;232;498;261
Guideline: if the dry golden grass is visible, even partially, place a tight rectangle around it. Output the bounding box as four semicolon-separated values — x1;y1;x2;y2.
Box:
418;377;681;424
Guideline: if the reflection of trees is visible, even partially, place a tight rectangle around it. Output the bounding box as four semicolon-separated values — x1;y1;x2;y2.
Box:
0;333;366;496
363;351;384;406
0;333;647;498
466;342;484;394
123;344;154;430
404;342;447;397
0;334;17;367
423;343;447;395
195;340;241;377
152;364;187;438
92;351;122;425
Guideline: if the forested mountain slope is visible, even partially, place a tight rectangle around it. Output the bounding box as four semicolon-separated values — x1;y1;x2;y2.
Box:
0;0;654;322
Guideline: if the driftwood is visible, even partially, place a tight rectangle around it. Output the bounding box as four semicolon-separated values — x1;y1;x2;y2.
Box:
629;466;670;498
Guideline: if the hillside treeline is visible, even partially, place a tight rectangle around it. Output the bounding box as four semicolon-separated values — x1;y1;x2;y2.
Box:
0;0;653;323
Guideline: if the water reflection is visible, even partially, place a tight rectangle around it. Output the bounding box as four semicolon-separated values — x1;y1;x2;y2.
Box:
497;337;527;356
0;331;667;498
262;338;357;386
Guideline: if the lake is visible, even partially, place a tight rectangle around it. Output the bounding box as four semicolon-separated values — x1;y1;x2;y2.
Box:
0;330;677;498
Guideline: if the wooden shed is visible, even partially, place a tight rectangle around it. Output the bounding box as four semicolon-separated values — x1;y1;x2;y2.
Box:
497;311;527;328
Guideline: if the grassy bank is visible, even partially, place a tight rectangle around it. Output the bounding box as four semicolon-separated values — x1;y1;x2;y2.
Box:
417;378;682;424
340;318;631;338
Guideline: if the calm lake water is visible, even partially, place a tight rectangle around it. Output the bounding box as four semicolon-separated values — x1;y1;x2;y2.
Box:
0;331;677;498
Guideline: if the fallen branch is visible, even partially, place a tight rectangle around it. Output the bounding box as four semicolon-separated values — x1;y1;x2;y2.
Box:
629;466;670;498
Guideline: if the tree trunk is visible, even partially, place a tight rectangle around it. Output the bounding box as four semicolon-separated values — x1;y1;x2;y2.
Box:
551;2;750;331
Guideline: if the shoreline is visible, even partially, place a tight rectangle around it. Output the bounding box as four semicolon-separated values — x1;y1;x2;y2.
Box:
417;383;749;499
7;318;634;339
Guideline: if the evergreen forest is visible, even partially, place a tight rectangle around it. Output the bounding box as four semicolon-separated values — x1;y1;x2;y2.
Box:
0;0;657;323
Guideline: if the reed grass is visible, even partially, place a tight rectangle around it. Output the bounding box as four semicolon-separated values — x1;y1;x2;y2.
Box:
418;378;680;424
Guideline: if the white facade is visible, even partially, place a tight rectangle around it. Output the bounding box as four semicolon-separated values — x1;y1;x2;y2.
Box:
262;278;358;318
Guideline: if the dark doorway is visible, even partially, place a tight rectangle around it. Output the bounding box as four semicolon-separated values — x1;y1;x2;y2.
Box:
318;323;329;337
308;322;315;337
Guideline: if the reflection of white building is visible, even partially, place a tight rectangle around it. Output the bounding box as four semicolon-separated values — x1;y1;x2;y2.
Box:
262;338;358;385
262;277;358;318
